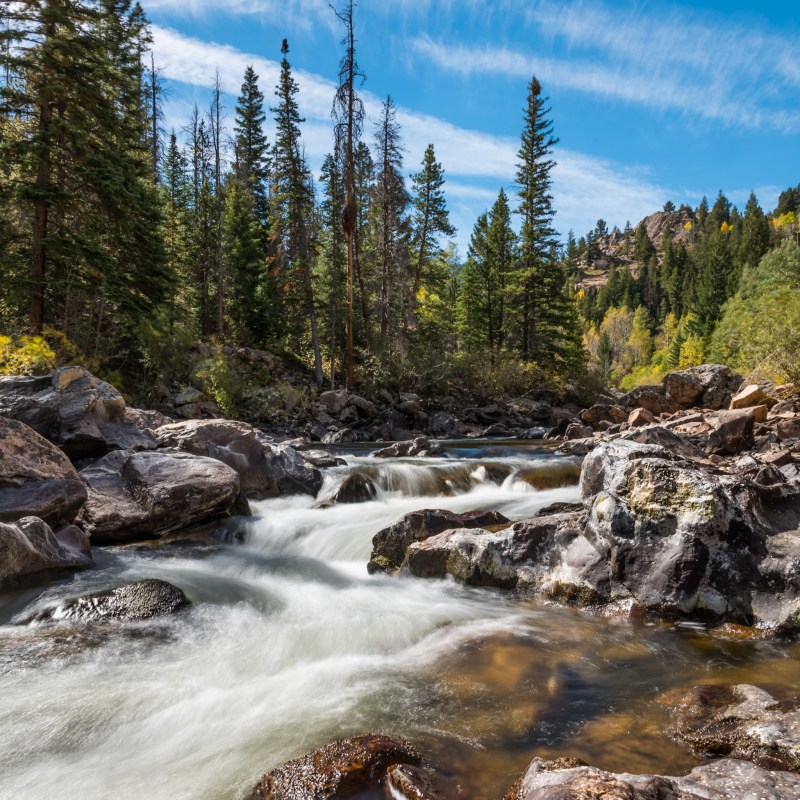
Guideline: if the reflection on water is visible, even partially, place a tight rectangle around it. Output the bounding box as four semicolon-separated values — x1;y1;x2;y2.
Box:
0;443;797;800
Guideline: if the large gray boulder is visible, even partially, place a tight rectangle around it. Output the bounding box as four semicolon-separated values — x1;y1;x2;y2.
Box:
77;449;244;543
664;363;744;410
156;419;322;498
0;417;87;526
505;756;800;800
0;366;157;458
0;516;92;587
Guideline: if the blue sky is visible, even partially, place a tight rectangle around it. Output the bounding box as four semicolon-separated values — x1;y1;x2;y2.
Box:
144;0;800;254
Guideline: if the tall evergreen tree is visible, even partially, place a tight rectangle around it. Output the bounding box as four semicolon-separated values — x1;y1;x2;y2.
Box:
271;39;322;384
411;143;454;299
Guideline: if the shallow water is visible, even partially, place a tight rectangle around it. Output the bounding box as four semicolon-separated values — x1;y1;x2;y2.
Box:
1;444;798;800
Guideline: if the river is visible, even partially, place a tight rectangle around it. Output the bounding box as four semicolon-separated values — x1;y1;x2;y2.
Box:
1;441;798;799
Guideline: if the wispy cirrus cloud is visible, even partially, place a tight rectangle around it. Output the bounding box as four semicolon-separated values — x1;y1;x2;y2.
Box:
412;0;800;133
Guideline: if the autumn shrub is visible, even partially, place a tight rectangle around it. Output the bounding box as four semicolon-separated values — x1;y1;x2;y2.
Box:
0;334;57;375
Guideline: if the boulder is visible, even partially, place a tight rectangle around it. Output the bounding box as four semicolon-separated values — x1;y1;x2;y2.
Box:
321;428;358;444
156;420;322;498
429;411;458;436
368;508;509;574
707;409;755;455
319;389;349;416
386;764;448;799
333;473;377;504
667;684;800;774
564;422;593;440
730;384;767;410
0;366;157;458
77;450;244;543
777;417;800;442
0;417;87;526
22;579;190;625
504;756;800;800
0;516;92;587
347;394;376;418
618;384;678;416
372;436;441;458
619;425;708;461
627;407;656;427
580;404;628;430
338;404;360;426
249;734;422;800
664;364;744;410
174;386;203;406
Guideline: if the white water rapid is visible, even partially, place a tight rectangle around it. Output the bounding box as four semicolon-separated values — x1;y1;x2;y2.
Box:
1;445;797;800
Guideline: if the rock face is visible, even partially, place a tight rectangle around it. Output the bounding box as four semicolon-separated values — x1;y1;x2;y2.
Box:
156;419;322;498
505;756;800;800
368;508;510;575
23;579;190;625
0;417;87;526
664;364;744;410
77;450;244;543
0;517;93;587
249;734;422;800
667;684;800;774
0;366;157;458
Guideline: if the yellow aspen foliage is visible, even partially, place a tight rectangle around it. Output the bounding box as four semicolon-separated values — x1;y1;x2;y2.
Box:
720;221;733;234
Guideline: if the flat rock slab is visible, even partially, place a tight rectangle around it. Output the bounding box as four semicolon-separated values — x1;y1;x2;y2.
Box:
0;516;92;588
77;449;243;543
505;756;800;799
249;734;422;799
0;417;87;526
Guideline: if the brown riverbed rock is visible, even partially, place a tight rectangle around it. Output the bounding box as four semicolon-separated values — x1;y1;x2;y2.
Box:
666;684;800;773
156;419;322;498
707;408;756;455
504;756;800;799
663;363;744;410
0;366;157;458
249;734;422;800
77;449;245;543
0;417;87;526
368;508;510;574
0;516;93;588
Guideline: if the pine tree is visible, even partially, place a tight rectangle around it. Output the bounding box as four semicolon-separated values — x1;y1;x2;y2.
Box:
485;188;516;352
271;39;322;384
372;96;410;350
737;192;770;274
512;76;581;370
411;143;454;299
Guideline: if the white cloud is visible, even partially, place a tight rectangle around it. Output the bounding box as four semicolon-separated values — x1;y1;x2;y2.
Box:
152;25;671;247
412;0;800;133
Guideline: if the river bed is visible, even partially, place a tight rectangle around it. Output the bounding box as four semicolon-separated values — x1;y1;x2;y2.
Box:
1;442;798;799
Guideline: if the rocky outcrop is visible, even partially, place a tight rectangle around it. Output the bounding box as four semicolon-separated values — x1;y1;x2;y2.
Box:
0;417;87;526
0;366;157;458
77;450;245;543
249;734;422;800
504;756;800;800
0;516;92;587
156;419;322;498
368;508;510;574
666;684;800;774
22;578;190;625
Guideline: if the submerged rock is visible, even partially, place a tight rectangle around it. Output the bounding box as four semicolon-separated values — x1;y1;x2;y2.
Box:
333;473;377;504
667;684;800;774
386;764;450;799
0;417;87;526
22;578;190;625
77;449;244;543
156;419;322;498
0;366;157;458
0;516;93;588
249;734;422;800
504;756;800;800
368;508;510;575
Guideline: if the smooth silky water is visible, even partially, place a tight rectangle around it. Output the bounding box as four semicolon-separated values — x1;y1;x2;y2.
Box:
1;441;798;799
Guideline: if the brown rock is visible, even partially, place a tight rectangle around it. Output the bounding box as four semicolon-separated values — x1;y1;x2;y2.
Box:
564;423;593;440
777;417;800;442
627;407;656;427
0;516;92;588
730;384;767;409
707;409;755;455
0;417;87;526
249;734;422;800
752;404;769;423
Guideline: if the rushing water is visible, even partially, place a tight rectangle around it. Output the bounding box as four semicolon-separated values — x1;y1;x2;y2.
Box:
1;442;798;800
